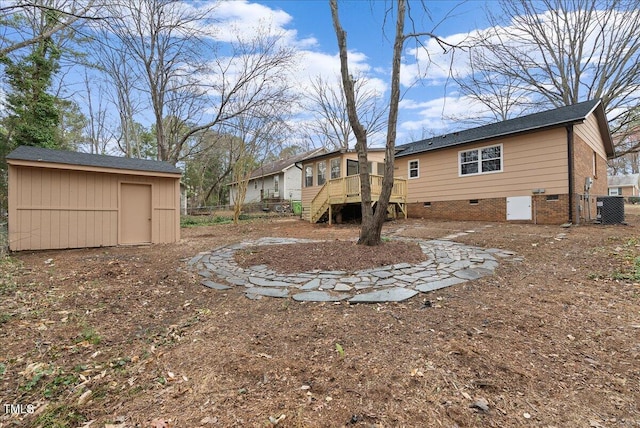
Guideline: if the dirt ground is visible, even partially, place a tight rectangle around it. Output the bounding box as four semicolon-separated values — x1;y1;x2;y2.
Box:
1;207;639;428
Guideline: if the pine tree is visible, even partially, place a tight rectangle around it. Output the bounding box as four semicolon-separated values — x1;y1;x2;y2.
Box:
2;35;62;149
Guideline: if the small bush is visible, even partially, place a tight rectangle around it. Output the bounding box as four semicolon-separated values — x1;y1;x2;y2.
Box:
0;221;7;256
628;196;640;204
180;215;233;227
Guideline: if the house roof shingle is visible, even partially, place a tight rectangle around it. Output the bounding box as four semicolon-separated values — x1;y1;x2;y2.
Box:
396;99;614;158
6;146;182;175
608;174;640;187
248;148;326;179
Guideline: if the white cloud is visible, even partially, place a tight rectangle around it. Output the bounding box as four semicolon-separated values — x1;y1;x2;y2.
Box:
202;0;318;49
401;30;475;88
399;96;494;136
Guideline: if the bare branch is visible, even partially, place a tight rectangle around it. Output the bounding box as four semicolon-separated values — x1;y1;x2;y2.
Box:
455;0;640;156
0;1;99;56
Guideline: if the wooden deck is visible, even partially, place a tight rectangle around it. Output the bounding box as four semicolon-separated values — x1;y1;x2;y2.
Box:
308;175;407;223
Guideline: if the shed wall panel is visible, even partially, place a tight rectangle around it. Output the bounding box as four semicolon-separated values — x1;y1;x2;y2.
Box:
8;165;180;251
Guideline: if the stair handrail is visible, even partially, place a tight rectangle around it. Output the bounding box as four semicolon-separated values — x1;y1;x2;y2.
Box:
310;181;329;221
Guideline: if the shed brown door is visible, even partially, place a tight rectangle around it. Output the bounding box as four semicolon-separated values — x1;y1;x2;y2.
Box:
120;183;152;244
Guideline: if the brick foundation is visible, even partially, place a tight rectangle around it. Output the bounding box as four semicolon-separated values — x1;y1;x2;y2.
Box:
407;194;570;224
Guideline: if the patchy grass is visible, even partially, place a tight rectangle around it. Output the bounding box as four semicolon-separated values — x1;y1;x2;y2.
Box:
34;404;86;428
180;215;234;227
77;326;102;345
589;236;640;281
180;210;297;227
0;256;21;294
610;237;640;281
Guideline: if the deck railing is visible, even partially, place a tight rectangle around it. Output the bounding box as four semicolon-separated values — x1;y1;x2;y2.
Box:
310;174;407;222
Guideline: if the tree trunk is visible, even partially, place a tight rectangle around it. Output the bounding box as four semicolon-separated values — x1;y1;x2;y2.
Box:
330;0;405;246
331;0;373;245
365;0;405;245
357;141;375;245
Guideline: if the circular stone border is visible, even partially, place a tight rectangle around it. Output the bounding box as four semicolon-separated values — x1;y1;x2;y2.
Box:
188;237;518;303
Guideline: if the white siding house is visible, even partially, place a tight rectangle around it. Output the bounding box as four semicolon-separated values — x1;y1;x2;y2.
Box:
229;149;325;205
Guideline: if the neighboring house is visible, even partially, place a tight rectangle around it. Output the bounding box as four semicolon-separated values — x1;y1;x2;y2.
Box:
180;182;188;215
7;146;182;251
394;99;614;225
608;174;640;198
229;148;325;205
300;148;407;223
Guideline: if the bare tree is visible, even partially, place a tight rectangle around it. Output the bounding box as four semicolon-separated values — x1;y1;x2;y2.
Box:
305;74;387;150
229;109;289;224
449;51;534;125
81;70;115;155
457;0;640;152
90;33;149;158
0;0;100;56
330;0;406;246
609;132;640;174
104;0;298;165
330;0;456;245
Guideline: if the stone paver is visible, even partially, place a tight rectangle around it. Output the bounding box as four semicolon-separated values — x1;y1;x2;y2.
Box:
201;279;232;290
188;234;518;303
292;291;350;302
348;287;418;303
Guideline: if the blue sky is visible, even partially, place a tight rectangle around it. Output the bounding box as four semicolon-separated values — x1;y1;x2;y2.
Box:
222;0;497;145
183;0;499;147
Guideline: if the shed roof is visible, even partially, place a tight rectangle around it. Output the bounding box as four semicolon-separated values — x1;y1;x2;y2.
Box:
6;146;182;175
608;174;640;187
397;99;614;158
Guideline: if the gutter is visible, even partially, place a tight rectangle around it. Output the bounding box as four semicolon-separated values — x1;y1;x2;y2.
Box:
566;125;574;223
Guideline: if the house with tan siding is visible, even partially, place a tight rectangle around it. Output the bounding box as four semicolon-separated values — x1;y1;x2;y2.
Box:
608;174;640;199
299;148;407;223
7;146;182;251
395;99;614;224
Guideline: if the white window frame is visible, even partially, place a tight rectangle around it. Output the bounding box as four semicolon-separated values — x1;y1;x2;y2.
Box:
608;187;621;196
458;143;503;177
317;160;327;186
330;158;341;180
304;164;313;187
408;159;420;179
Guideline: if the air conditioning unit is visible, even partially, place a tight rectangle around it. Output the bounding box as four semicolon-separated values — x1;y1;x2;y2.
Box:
597;196;625;224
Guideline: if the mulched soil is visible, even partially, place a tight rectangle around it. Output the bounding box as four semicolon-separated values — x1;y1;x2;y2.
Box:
235;240;427;273
1;210;639;428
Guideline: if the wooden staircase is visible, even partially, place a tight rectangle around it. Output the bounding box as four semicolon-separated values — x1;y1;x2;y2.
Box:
307;175;407;224
310;182;331;223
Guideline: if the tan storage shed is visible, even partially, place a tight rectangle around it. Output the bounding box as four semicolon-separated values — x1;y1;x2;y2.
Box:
7;146;182;251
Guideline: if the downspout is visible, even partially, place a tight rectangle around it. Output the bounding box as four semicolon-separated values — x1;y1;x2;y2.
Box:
566;125;574;223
